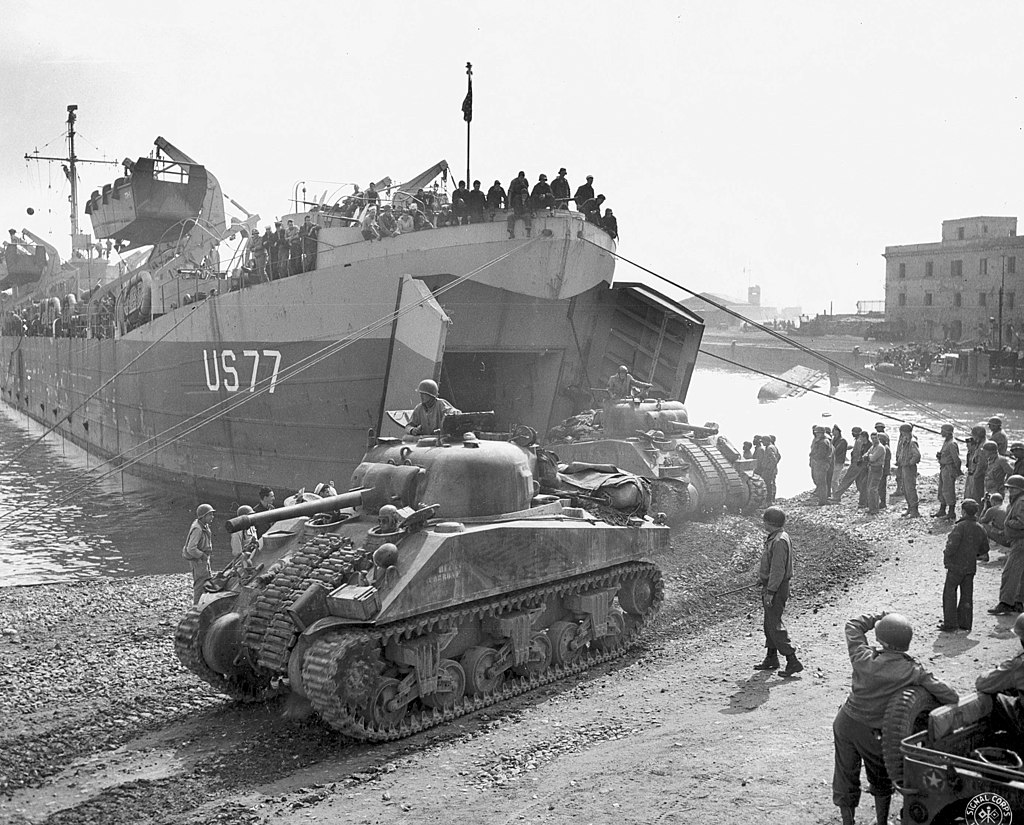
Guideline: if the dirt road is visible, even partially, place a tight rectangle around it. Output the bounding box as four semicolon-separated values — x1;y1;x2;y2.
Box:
2;479;1019;825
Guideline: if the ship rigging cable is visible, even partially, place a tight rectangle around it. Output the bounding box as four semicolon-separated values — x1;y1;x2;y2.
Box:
582;238;955;423
0;238;542;526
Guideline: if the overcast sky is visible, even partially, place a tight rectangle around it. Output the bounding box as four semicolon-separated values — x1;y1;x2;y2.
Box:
3;2;1024;315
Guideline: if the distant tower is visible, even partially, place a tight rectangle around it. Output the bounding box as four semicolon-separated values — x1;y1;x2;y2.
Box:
748;285;761;306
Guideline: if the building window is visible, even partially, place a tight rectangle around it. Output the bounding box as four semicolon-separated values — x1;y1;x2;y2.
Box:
954;292;962;307
981;258;988;275
979;292;988;307
925;261;934;277
898;262;906;279
924;292;933;306
1008;292;1016;310
1008;256;1016;274
898;293;906;307
951;259;963;277
958;226;965;240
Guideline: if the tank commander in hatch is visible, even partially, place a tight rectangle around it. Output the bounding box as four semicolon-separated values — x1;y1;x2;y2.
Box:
606;365;651;400
408;379;460;437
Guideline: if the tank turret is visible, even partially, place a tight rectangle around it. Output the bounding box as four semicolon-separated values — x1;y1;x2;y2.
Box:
174;428;665;741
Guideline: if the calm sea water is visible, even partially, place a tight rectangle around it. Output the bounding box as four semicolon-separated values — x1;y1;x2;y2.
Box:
0;365;1016;586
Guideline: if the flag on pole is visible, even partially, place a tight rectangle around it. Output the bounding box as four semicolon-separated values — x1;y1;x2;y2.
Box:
462;77;473;123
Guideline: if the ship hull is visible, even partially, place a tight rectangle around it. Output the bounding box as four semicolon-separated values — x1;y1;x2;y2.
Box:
1;215;704;500
865;366;1024;412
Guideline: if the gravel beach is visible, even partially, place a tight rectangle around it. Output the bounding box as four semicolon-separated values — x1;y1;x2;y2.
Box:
2;474;1015;824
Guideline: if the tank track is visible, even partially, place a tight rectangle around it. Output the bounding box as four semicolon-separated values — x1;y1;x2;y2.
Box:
174;598;279;701
301;561;662;742
241;534;370;674
675;439;747;512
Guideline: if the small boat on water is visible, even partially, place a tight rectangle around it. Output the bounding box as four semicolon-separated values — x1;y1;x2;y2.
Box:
758;365;827;402
865;349;1024;411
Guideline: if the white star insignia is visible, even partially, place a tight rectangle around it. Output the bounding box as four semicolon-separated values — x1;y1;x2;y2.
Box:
923;770;944;790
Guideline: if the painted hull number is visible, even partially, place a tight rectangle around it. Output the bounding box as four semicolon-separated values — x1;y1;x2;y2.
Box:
203;349;282;394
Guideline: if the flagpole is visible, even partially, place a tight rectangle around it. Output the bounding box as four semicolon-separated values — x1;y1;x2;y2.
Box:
464;62;473;185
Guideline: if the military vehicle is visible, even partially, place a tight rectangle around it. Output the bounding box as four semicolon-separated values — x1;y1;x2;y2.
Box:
884;687;1024;822
175;414;665;741
546;399;765;522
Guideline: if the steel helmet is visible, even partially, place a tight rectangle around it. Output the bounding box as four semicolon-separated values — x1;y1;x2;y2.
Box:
373;543;399;569
236;505;254;516
618;365;629;373
1006;475;1024;492
1013;614;1024;639
990;417;1003;427
875;613;913;651
196;503;216;518
762;507;786;528
416;378;439;398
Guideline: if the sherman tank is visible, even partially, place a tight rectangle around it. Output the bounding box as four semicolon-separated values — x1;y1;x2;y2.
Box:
174;414;665;741
545;399;766;522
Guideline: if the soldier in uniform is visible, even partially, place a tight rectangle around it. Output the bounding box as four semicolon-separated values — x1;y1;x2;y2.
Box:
966;424;989;504
753;507;803;676
898;424;922;518
809;426;834;506
1011;442;1024;476
976;613;1024;739
934;424;960;521
299;214;319;272
832;612;958;825
573;175;594;210
988;474;1024;615
989;416;1009;455
182;503;216;604
761;436;780;504
408;379;460;437
551;167;571;209
607;365;651;400
864;432;886;514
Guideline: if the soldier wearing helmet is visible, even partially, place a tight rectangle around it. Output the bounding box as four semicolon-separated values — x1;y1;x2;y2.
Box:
832;612;958;825
896;423;922;518
1011;441;1024;476
965;424;989;504
230;505;259;560
988;474;1024;615
182;503;217;604
933;424;960;521
976;613;1024;739
408;378;460;437
753;507;803;676
989;416;1009;456
606;365;651;401
939;499;989;632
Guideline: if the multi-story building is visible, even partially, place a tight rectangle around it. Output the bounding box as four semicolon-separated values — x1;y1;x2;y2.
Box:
884;216;1024;344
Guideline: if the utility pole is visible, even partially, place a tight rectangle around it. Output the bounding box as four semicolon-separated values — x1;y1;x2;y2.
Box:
1000;254;1006;351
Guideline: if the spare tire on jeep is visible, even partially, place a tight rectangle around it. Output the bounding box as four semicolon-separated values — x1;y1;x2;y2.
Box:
882;687;940;784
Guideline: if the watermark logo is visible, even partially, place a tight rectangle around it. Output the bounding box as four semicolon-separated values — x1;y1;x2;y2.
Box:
965;792;1013;825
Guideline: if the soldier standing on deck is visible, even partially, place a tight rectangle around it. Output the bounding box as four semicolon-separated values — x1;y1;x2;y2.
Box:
753;507;803;677
988;475;1024;615
898;424;922;518
934;424;960;521
182;503;216;604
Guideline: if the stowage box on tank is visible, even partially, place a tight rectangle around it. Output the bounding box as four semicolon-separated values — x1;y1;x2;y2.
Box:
174;427;665;741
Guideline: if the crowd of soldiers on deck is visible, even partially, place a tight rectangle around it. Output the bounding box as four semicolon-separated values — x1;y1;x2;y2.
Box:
873;342;944;373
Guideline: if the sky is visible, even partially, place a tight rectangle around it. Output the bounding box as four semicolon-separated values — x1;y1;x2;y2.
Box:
4;2;1024;315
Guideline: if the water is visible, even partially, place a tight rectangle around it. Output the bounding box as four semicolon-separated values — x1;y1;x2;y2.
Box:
0;366;1017;585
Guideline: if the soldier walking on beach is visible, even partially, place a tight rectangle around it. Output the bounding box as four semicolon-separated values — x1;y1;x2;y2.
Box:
753;507;803;676
831;427;867;504
182;503;216;604
934;424;960;521
832;612;958;825
988;475;1024;616
897;424;921;518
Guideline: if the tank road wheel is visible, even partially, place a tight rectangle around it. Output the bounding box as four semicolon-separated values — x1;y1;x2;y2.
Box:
462;646;506;696
422;659;466;710
594;610;626;654
548;621;582;666
364;677;407;729
513;632;553;679
618;576;655;616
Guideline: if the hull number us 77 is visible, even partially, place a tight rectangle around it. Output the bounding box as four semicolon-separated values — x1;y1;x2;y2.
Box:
202;349;283;394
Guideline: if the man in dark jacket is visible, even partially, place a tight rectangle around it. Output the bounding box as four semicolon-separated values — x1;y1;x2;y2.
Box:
465;180;487;224
551;167;571;209
573;175;594;210
753;507;803;676
1011;442;1024;476
976;613;1024;739
601;209;618;240
531;174;554;211
451;181;470;225
580;194;606;225
486;180;507;220
832;613;958;825
989;474;1024;615
939;498;990;631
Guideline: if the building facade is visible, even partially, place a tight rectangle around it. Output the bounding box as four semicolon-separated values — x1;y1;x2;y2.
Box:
885;216;1024;344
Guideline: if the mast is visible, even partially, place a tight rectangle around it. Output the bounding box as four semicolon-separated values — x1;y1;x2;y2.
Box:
24;105;118;254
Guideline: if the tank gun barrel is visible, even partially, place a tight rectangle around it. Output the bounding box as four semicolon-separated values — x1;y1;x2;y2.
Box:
225;489;370;533
664;420;719;438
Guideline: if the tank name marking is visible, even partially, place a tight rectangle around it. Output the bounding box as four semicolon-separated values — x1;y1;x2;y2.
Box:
427;561;459;584
203;349;282;394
